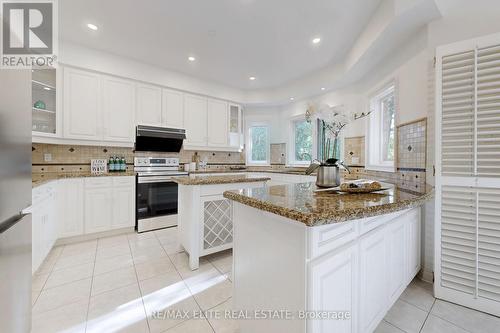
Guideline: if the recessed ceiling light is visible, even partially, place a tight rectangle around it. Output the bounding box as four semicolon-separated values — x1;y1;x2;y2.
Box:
188;56;196;62
312;37;321;44
249;76;256;81
290;97;295;101
321;87;326;91
43;87;51;91
87;23;98;31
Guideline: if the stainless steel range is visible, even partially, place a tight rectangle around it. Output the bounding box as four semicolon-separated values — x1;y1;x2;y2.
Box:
134;157;187;233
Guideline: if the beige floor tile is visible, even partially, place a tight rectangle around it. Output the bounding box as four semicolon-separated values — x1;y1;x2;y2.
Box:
33;278;92;314
87;284;149;333
128;231;157;242
44;262;94;289
207;298;239;333
94;253;134;275
384;299;428;333
92;266;138;296
170;251;209;271
60;240;97;257
431;299;500;333
179;264;222;291
132;245;169;264
399;279;435;312
32;291;40;306
374;320;406;333
35;257;58;275
32;299;88;333
166;318;214;333
421;314;470;333
135;257;176;281
139;271;184;296
160;240;183;255
32;273;50;292
129;238;161;252
97;234;130;249
96;243;131;261
155;227;178;243
192;278;232;311
53;251;96;271
209;255;232;274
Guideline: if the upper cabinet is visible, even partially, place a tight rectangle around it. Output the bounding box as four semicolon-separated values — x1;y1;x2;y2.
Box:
136;84;162;127
162;88;184;129
102;75;135;142
207;98;229;147
32;68;60;137
184;94;208;147
56;65;242;150
63;67;101;140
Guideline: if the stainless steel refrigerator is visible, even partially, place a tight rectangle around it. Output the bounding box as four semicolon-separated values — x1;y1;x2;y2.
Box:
0;69;33;333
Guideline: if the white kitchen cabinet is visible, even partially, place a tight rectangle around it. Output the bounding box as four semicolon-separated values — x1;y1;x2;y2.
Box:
136;84;162;127
184;94;208;146
207;99;228;147
63;67;101;140
162;88;184;129
387;218;407;304
84;178;113;234
229;104;242;148
57;178;84;238
32;183;57;274
102;75;136;142
111;177;135;229
308;246;358;333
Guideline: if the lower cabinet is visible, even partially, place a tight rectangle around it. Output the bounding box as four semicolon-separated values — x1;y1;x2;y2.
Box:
58;178;84;238
84;186;113;234
111;178;136;229
32;183;58;274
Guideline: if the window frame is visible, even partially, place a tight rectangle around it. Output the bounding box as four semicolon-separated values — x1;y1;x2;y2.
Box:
365;80;397;172
288;115;316;166
246;121;271;166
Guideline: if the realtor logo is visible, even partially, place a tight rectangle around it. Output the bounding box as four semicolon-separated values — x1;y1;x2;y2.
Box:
1;0;57;68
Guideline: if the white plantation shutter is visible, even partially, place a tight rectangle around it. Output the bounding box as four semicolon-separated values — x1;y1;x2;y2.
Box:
436;33;500;317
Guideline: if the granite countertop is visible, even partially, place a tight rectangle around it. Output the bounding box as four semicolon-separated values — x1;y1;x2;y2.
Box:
188;168;309;176
223;182;433;226
171;174;271;185
32;171;136;188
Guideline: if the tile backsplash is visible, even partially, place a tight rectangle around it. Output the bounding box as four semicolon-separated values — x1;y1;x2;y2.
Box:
344;136;365;166
397;118;427;170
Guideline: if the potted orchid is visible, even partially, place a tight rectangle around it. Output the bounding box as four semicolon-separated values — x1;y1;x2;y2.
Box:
305;103;351;187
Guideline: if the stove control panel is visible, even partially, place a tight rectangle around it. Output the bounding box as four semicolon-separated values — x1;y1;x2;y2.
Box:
134;157;180;167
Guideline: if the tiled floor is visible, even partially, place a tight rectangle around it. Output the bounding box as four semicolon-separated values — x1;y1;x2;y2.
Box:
32;227;500;333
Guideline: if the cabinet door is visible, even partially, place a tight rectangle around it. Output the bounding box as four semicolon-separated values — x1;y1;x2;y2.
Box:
207;99;228;147
359;227;388;333
229;104;241;147
308;246;358;333
407;210;421;280
63;67;101;140
84;187;112;234
102;75;135;142
58;179;84;238
136;84;162;126
112;181;135;229
162;88;184;128
387;219;407;304
184;94;208;146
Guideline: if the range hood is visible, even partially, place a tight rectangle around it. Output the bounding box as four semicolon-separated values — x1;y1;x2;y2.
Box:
135;125;186;152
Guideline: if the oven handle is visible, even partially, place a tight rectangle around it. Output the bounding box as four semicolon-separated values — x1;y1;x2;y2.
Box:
138;176;176;184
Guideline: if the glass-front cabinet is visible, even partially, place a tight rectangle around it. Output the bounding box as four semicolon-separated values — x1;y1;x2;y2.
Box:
229;103;243;149
32;68;58;136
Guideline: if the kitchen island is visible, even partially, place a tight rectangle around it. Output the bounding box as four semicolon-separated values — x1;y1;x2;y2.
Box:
223;182;433;333
173;174;270;270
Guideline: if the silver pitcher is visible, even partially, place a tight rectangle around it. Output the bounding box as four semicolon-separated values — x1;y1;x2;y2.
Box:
306;160;351;188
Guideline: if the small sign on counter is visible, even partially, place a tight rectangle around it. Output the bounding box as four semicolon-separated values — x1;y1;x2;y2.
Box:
91;159;107;175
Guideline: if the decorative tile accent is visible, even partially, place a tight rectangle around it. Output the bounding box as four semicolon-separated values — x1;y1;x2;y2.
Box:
397;119;427;170
344;136;365;166
270;143;286;165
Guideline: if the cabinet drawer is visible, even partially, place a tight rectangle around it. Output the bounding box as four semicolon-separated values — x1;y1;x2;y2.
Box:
112;176;135;186
85;177;113;188
359;209;410;235
308;220;359;259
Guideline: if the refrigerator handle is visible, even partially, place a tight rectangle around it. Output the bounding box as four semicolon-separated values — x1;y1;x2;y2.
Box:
0;213;30;234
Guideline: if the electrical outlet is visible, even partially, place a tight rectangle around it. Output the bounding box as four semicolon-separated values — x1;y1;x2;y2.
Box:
44;153;52;162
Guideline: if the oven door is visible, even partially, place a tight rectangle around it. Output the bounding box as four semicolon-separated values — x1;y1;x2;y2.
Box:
136;176;179;231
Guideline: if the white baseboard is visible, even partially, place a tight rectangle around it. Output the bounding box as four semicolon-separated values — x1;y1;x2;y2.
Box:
418;269;434;284
55;227;135;246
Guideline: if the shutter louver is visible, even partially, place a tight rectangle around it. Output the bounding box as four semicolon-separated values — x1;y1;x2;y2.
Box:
477;44;500;177
441;186;476;295
441;51;475;176
478;188;500;302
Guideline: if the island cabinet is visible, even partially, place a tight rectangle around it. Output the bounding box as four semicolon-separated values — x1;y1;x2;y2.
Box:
231;203;422;333
174;175;270;270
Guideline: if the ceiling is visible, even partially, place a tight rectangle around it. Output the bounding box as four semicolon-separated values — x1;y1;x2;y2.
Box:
59;0;383;90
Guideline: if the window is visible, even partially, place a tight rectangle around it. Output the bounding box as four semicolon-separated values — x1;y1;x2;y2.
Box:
366;82;396;172
289;118;313;165
247;124;270;165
